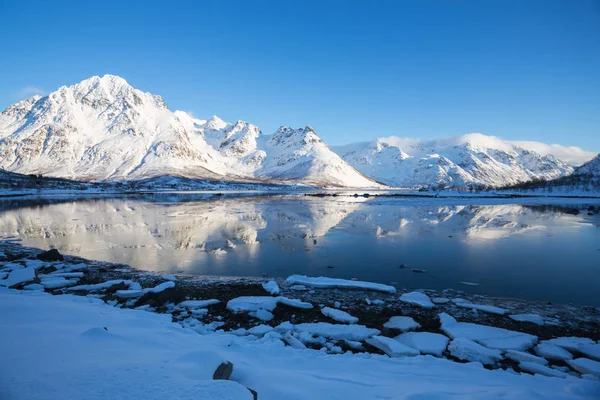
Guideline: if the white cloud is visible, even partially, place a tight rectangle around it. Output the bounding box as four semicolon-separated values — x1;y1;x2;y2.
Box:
509;140;597;165
15;86;47;100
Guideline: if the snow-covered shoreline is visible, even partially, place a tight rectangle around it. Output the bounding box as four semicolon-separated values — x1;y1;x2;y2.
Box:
1;241;600;399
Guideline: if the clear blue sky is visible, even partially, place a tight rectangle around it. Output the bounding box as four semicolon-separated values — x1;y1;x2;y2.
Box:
0;0;599;150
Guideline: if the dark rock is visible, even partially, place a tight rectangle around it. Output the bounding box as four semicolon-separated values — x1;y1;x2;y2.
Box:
327;265;334;269
247;387;258;400
213;361;233;380
398;264;406;268
411;268;427;273
36;249;64;261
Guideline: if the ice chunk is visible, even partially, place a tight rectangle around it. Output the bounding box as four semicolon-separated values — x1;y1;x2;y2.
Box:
283;332;306;349
248;324;273;337
285;275;396;293
274;321;294;332
366;335;420;357
383;316;421;332
509;314;544;326
294;323;380;341
455;302;508;315
162;274;177;281
40;278;78;289
519;362;567;378
321;307;358;324
67;280;139;292
277;296;313;309
262;280;280;295
23;283;44;291
227;296;279;312
1;267;35;287
578;344;600;361
439;313;537;351
24;260;47;270
505;350;548;365
394;332;449;357
534;343;573;361
399;291;434;309
344;340;364;350
448;338;503;365
432;297;450;304
545;337;595;352
47;272;84;278
460;281;479;287
567;358;600;378
254;309;274;322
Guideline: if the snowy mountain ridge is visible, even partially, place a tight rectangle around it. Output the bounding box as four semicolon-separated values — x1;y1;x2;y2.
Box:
0;74;592;189
333;135;576;189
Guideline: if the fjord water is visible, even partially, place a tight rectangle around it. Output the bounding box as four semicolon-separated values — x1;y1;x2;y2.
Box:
0;194;598;305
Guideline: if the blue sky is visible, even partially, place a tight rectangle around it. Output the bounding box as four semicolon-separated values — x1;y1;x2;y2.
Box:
0;0;599;150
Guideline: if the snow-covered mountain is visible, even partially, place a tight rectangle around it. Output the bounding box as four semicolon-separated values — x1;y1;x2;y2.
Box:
333;134;575;189
0;75;378;188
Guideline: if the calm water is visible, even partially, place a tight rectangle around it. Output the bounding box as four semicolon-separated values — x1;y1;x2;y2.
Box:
1;194;599;305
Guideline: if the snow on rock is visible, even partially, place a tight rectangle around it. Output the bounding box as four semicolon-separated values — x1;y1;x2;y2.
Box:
0;266;35;287
227;296;279;312
321;307;358;324
534;343;573;361
144;281;175;293
505;350;548;365
509;314;545;326
394;332;449;357
448;338;503;365
262;280;280;295
294;323;380;341
439;313;538;351
24;260;48;270
455;302;508;315
567;358;600;378
178;299;220;308
1;288;599;400
399;291;434;309
40;278;78;290
519;362;568;378
383;316;421;332
67;280;140;292
366;335;420;357
545;337;596;352
285;275;396;293
116;289;145;299
578;344;600;361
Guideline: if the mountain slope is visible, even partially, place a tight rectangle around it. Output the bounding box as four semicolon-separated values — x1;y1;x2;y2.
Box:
0;75;378;188
334;134;574;189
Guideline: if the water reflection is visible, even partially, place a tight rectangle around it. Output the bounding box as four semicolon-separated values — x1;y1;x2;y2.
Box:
0;195;598;304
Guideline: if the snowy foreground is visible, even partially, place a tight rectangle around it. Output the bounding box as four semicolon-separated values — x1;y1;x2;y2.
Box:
2;288;600;400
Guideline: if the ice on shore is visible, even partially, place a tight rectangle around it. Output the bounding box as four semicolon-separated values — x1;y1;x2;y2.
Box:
227;296;279;312
144;281;175;293
509;314;545;326
366;335;420;357
578;344;600;361
567;358;600;378
399;291;435;308
0;267;35;287
545;337;595;352
439;313;537;351
321;307;358;324
448;338;503;365
394;332;449;357
455;301;508;315
535;343;573;361
505;350;548;365
294;322;380;341
519;361;567;378
68;280;141;292
178;299;220;308
383;316;421;332
285;275;396;293
262;281;280;295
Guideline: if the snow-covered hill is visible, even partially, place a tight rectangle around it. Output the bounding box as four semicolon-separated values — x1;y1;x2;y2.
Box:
333;134;575;189
0;75;378;188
